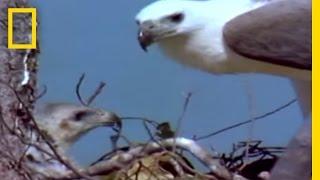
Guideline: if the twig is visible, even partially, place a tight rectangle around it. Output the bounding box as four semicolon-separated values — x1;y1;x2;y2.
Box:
173;92;193;152
75;73;87;106
75;73;107;106
241;77;256;163
121;116;160;127
86;82;106;106
194;99;297;141
175;92;192;137
142;120;156;141
34;85;47;100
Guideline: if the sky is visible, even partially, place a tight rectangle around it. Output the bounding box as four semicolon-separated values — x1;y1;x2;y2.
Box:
29;0;303;167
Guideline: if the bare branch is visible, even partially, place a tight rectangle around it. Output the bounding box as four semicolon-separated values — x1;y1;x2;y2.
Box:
173;92;193;152
75;73;107;106
121;116;160;127
194;99;297;141
86;82;106;106
175;92;193;137
34;85;47;100
75;73;87;106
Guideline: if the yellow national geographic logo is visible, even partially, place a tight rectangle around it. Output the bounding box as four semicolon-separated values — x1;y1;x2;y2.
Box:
8;8;37;49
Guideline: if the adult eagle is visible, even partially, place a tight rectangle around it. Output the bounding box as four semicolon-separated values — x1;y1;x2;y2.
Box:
135;1;311;179
135;0;311;117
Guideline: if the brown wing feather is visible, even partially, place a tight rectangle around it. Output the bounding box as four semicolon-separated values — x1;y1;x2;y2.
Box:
223;0;311;70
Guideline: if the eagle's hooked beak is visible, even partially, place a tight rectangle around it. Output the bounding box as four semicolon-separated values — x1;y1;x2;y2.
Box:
138;29;154;52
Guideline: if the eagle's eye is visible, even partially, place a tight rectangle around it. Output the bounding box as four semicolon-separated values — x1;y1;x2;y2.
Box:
168;13;184;23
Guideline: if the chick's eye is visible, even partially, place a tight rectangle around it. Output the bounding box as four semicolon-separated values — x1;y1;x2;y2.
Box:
168;13;184;23
74;111;94;121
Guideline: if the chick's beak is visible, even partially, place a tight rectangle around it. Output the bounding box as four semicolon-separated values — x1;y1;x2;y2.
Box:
138;29;154;52
102;112;122;129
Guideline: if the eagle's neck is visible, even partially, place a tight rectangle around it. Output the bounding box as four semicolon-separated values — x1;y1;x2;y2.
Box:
25;127;73;177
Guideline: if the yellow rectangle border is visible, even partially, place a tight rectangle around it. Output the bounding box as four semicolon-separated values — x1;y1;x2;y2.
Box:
8;8;37;49
313;0;318;179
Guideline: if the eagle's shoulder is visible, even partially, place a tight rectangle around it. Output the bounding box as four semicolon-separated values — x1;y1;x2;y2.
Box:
223;0;311;70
